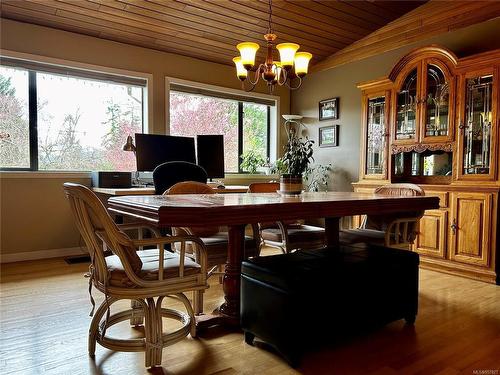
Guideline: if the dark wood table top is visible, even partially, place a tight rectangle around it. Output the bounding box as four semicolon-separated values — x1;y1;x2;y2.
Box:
108;191;439;227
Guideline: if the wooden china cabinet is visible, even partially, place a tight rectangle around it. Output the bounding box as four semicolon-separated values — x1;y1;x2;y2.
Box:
354;46;500;284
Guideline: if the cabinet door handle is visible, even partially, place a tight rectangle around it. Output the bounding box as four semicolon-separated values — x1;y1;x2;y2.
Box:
458;123;467;134
450;219;458;235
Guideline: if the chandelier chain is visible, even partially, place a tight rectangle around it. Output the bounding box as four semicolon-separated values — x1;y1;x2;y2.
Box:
268;0;273;34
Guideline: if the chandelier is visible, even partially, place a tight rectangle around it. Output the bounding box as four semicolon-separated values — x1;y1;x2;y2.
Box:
233;0;312;93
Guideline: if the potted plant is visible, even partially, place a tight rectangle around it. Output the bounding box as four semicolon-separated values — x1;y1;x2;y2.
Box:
240;150;266;174
304;163;332;192
279;136;314;194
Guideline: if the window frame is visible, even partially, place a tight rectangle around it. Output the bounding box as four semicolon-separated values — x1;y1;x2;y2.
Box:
166;77;279;175
0;51;152;172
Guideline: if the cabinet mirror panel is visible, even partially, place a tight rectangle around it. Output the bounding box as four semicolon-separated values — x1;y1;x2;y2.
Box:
463;75;493;175
393;150;452;183
366;96;386;175
425;64;450;137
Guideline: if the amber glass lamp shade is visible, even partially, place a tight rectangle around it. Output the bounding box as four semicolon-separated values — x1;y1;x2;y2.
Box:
233;57;248;81
271;62;282;83
237;42;260;70
276;43;299;69
294;52;312;77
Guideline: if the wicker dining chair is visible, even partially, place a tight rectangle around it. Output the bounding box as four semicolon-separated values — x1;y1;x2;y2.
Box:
165;181;259;314
63;183;208;368
340;183;425;249
248;182;325;254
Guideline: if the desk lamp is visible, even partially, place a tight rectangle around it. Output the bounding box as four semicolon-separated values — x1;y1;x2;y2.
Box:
122;135;141;186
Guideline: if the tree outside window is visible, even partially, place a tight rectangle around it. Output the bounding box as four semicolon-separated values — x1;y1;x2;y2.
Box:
169;91;269;173
0;66;144;171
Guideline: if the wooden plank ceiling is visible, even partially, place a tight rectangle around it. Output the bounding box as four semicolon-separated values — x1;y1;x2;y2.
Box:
0;0;426;67
312;0;500;72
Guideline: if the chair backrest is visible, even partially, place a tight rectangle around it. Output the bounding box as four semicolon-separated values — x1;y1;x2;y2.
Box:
63;183;143;285
366;183;424;231
153;161;208;195
374;183;424;197
248;182;302;228
167;181;214;195
248;182;280;193
165;181;220;237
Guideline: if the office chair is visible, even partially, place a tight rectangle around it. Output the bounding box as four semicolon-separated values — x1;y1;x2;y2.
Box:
152;161;208;195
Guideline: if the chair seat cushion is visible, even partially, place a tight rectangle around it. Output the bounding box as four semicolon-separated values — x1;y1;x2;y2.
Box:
201;233;258;267
339;228;386;245
106;249;201;288
261;225;325;243
260;220;303;230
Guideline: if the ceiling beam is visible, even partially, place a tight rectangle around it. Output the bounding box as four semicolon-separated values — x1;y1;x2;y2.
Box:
312;0;500;73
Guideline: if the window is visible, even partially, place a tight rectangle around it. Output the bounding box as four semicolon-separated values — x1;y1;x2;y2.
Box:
169;88;271;173
0;60;146;171
0;66;29;168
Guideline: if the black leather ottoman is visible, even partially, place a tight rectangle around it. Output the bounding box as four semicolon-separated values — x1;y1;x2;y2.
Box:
240;244;419;366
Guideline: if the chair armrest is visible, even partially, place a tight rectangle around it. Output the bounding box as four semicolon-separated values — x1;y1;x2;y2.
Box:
276;221;290;248
117;222;161;238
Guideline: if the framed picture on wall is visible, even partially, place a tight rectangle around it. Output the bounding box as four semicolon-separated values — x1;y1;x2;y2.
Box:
319;97;339;121
319;125;339;147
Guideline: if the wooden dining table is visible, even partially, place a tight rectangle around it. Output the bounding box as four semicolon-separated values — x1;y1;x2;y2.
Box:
108;191;439;329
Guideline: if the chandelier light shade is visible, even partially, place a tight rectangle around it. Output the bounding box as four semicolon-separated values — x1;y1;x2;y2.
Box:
233;0;312;93
237;42;260;69
294;52;313;77
276;43;300;69
233;57;248;81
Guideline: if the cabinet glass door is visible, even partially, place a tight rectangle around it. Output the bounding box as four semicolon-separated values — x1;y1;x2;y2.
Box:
424;64;450;137
396;68;418;140
462;74;493;175
366;96;386;175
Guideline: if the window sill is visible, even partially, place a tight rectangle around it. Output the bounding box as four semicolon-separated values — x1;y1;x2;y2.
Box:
223;173;279;182
0;171;279;181
0;171;92;179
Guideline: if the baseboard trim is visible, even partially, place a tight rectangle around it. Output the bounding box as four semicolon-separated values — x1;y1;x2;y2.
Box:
0;246;88;263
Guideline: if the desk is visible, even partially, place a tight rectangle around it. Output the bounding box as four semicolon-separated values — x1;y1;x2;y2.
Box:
92;185;249;196
108;191;439;329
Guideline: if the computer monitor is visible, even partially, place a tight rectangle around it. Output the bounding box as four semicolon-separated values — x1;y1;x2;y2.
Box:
135;133;196;172
196;134;225;179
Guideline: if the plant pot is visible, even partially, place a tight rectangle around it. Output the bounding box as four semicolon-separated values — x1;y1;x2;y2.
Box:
280;174;303;195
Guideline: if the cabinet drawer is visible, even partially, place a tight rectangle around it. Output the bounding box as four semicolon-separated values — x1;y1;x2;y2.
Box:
424;190;448;208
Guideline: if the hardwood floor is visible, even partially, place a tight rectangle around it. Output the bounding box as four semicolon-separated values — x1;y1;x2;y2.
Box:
1;250;499;375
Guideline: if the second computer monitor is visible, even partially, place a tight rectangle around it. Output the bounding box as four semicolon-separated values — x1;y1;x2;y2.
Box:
135;133;196;172
196;134;225;179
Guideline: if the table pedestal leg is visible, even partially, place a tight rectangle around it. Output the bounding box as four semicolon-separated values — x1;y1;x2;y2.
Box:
325;217;340;248
219;224;245;323
196;224;245;331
